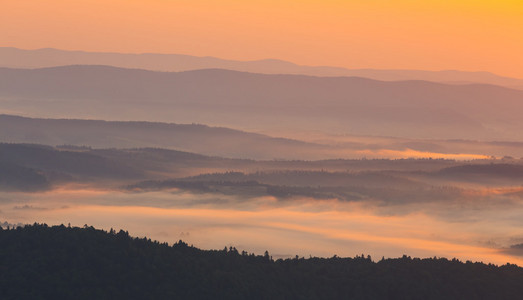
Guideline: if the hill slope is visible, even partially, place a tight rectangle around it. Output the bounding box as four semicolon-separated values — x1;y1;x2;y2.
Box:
1;224;522;300
0;115;330;160
2;66;523;140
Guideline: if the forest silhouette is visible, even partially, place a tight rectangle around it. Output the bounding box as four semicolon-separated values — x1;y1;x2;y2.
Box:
1;223;522;299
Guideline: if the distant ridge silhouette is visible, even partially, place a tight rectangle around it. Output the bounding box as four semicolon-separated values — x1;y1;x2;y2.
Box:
2;65;523;140
1;47;522;89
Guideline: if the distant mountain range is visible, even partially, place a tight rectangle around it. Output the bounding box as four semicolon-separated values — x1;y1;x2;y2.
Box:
2;47;523;90
2;66;523;140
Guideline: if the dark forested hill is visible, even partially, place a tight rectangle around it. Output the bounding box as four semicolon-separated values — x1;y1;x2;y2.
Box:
1;224;522;300
0;161;50;191
0;143;143;189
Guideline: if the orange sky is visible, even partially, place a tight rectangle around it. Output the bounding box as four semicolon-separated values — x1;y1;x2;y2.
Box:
1;0;523;78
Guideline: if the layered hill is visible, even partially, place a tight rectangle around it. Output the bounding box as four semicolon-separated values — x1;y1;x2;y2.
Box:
2;66;523;140
5;142;523;203
2;47;523;89
0;115;331;160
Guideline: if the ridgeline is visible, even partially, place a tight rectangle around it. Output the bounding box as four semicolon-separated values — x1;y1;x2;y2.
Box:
1;224;522;299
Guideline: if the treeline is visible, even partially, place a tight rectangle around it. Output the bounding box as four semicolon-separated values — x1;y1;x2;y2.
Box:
0;143;143;190
128;177;463;204
1;224;522;299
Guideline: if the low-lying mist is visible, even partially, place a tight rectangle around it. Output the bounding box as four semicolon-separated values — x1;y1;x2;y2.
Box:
3;142;523;266
2;185;523;266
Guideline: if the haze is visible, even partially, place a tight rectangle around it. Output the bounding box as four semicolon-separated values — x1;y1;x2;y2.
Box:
3;184;523;266
3;143;523;266
2;0;523;269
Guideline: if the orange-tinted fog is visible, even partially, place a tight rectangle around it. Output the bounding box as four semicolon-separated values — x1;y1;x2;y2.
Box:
2;187;523;266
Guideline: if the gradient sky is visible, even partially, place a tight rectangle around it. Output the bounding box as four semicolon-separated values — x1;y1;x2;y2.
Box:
1;0;523;78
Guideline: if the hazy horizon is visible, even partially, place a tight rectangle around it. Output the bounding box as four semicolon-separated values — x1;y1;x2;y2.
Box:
2;47;523;91
2;1;523;79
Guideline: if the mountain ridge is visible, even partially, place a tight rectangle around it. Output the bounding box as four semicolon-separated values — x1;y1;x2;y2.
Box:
2;65;523;140
2;47;522;89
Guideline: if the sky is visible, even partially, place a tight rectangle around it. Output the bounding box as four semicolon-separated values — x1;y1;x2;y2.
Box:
1;0;522;78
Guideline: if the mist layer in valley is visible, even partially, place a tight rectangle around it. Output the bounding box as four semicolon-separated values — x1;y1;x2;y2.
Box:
2;143;523;266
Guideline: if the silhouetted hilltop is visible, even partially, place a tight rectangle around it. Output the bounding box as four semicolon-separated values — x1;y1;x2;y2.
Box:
0;223;522;300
